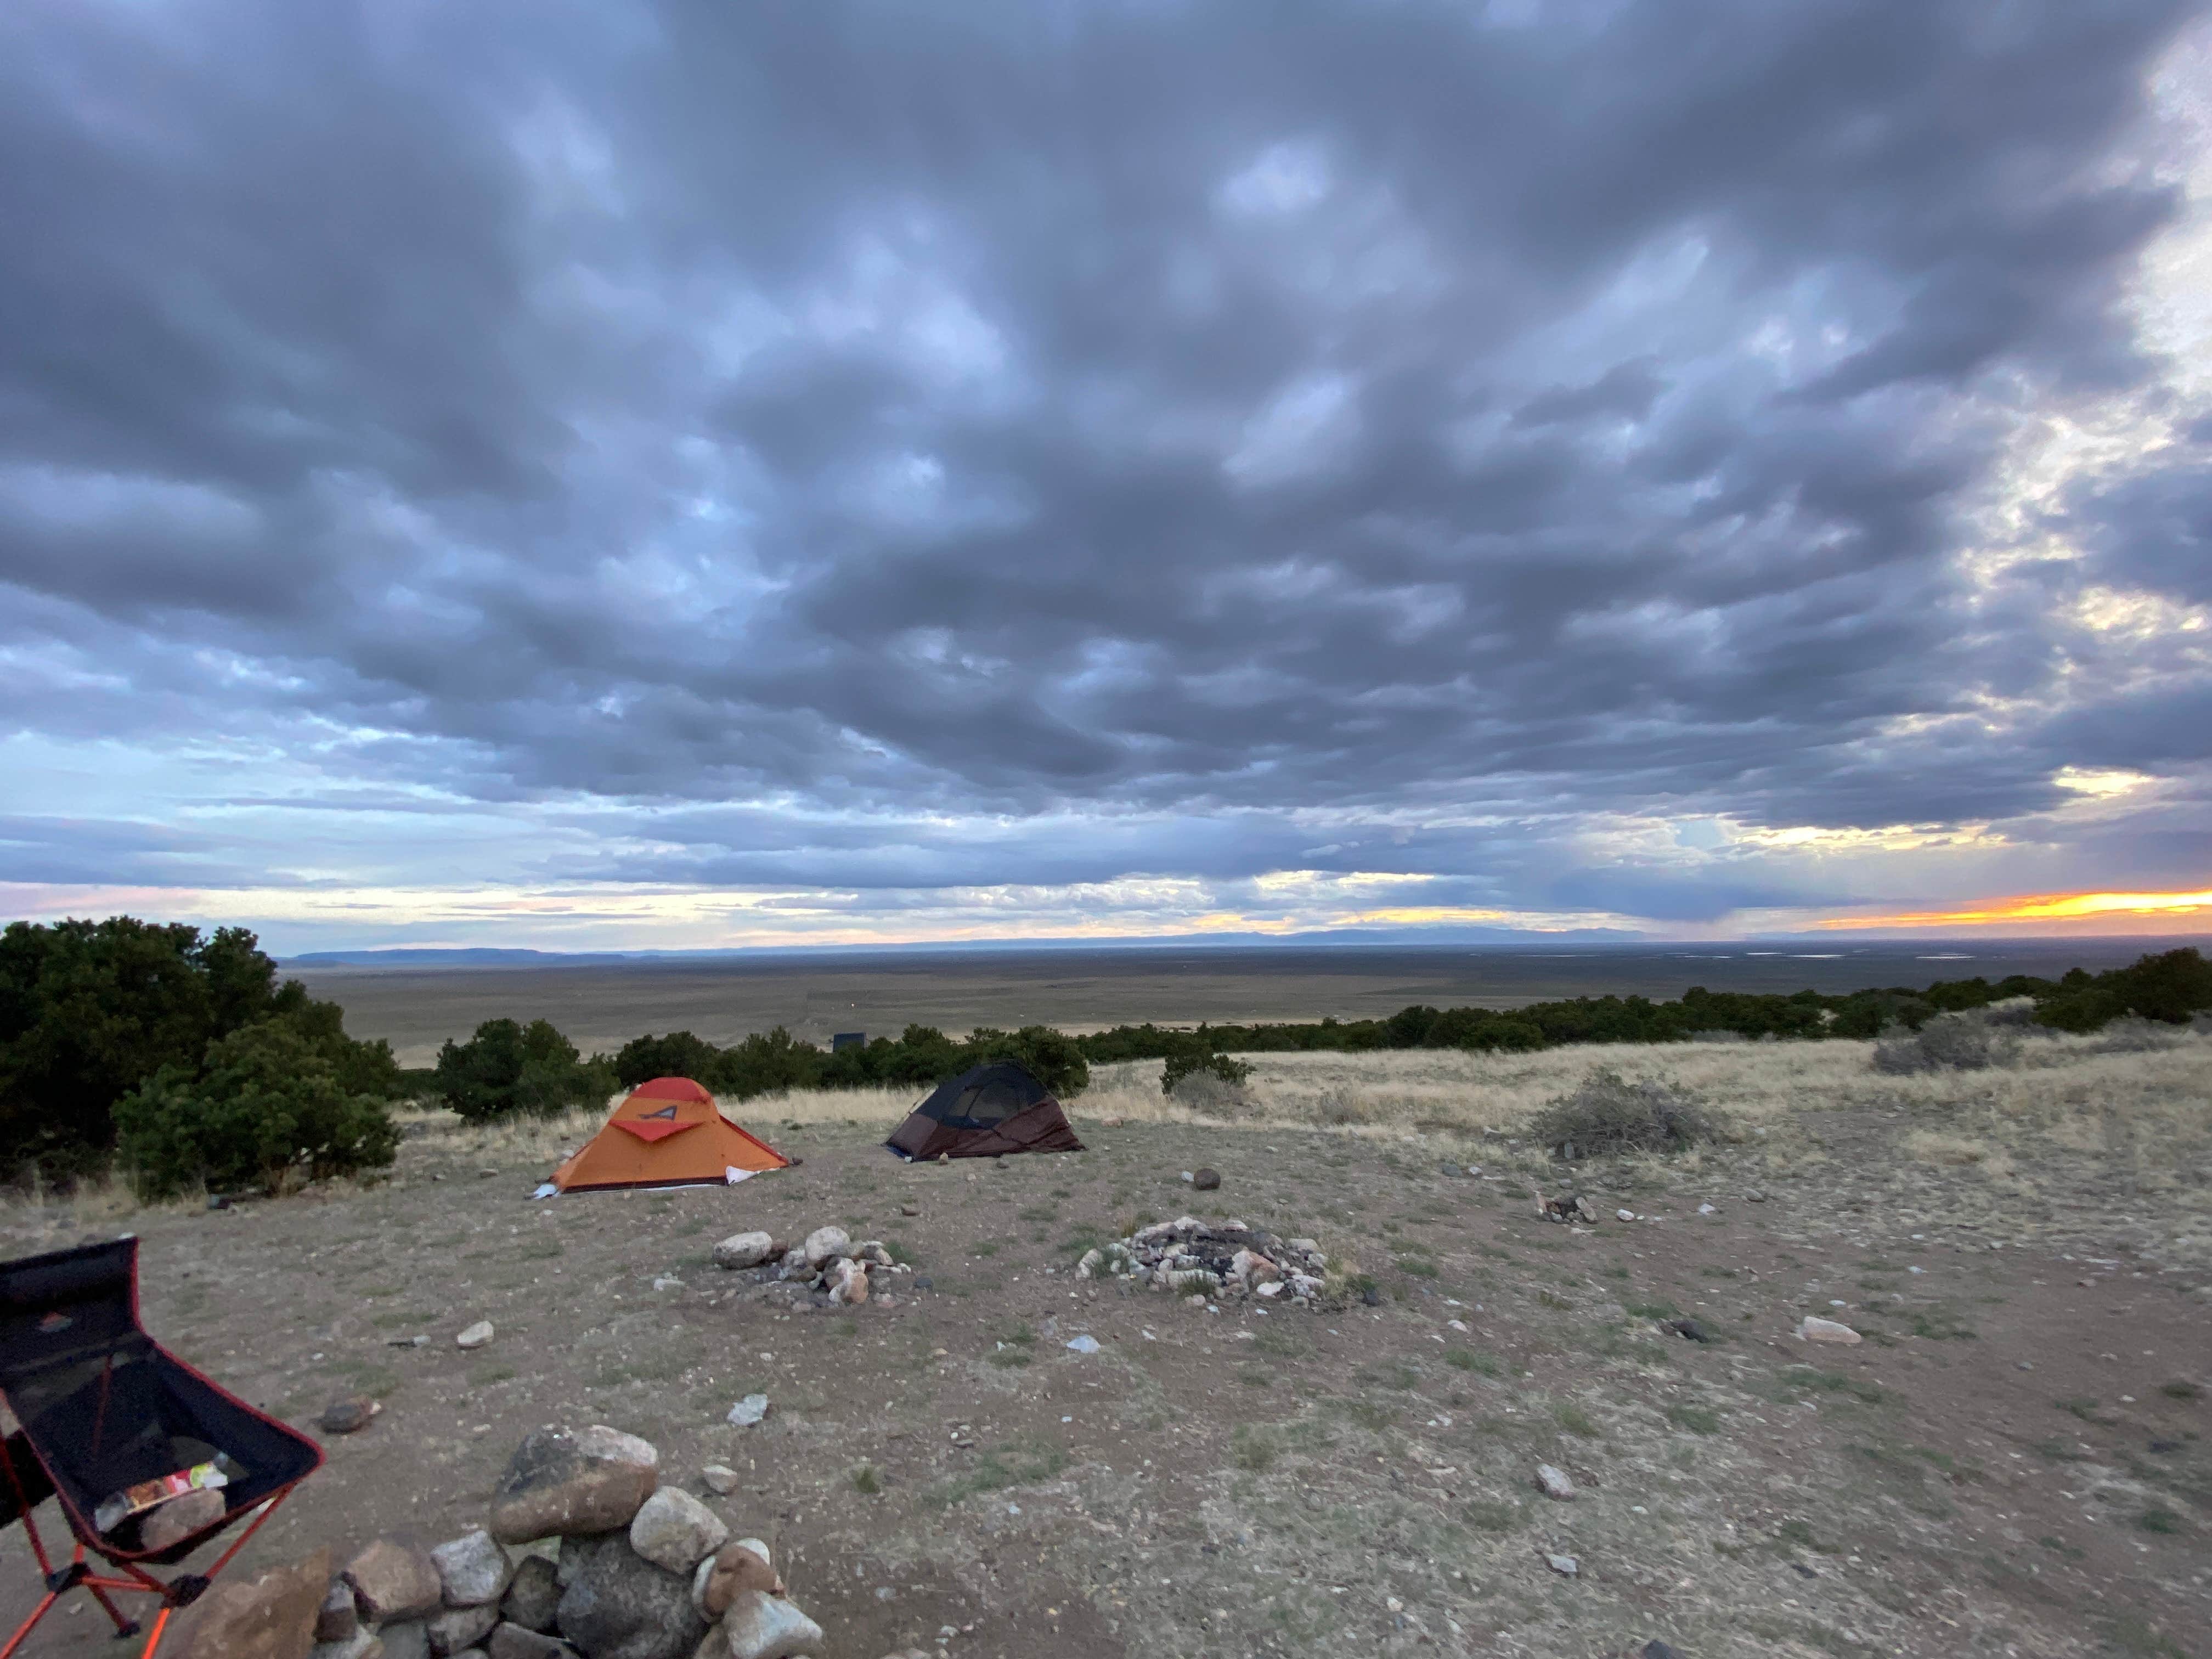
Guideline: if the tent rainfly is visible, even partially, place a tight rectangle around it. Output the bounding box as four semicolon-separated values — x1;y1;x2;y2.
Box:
549;1076;791;1193
884;1060;1084;1161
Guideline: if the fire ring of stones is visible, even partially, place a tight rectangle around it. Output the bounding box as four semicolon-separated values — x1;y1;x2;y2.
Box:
1075;1215;1330;1305
711;1224;911;1308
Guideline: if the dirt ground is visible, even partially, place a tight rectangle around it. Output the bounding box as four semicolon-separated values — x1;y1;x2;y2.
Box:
1;1037;2207;1658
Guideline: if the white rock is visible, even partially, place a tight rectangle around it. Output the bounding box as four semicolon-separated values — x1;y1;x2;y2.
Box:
701;1464;740;1496
1255;1282;1284;1299
802;1227;851;1269
631;1486;730;1574
1545;1553;1578;1577
1798;1317;1862;1345
720;1589;824;1659
1697;1203;1717;1215
713;1232;778;1271
827;1259;870;1305
1074;1249;1102;1279
456;1321;494;1350
727;1394;771;1427
428;1530;511;1607
1616;1209;1635;1222
1535;1464;1576;1500
1180;1171;1195;1183
1065;1335;1100;1354
1228;1248;1280;1287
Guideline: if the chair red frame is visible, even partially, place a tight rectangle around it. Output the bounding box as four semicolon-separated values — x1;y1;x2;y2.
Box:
0;1238;323;1656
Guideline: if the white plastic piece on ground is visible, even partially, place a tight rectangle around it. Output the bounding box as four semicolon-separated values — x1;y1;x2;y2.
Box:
531;1183;559;1200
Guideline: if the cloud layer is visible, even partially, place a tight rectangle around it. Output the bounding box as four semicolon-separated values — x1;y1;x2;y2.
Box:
3;1;2210;948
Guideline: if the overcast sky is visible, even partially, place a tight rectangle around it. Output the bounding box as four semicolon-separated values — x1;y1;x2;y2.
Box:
4;1;2211;951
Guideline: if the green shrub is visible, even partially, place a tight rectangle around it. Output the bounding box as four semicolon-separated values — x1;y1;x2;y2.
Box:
1161;1046;1254;1097
434;1018;613;1122
1872;1010;2016;1074
114;1020;399;1199
1527;1068;1717;1159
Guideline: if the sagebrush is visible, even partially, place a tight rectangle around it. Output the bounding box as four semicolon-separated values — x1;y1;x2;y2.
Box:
1526;1068;1719;1158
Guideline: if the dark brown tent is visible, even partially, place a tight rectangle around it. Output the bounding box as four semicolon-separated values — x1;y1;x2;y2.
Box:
884;1060;1085;1160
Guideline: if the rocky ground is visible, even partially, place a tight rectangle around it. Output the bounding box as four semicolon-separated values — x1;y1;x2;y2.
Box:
0;1091;2206;1658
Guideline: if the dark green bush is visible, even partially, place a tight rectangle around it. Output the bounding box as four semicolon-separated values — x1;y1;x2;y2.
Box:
612;1029;725;1089
114;1019;399;1199
0;917;397;1182
434;1018;613;1122
1161;1046;1254;1097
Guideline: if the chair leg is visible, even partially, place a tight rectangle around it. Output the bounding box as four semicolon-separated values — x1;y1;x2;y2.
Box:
86;1578;142;1638
138;1604;176;1659
0;1590;58;1659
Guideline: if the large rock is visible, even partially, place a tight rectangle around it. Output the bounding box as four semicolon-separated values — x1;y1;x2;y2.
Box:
554;1532;708;1659
433;1532;515;1608
489;1627;579;1659
629;1487;729;1575
717;1591;823;1659
175;1545;330;1659
712;1233;778;1271
1536;1464;1576;1500
501;1556;562;1633
489;1426;659;1543
428;1603;499;1656
346;1538;444;1624
380;1625;430;1659
1798;1316;1862;1345
800;1227;850;1269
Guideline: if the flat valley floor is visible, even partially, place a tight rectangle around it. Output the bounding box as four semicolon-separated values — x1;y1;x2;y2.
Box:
2;1034;2206;1658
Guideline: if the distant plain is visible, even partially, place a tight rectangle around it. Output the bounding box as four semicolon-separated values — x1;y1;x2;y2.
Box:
289;938;2180;1066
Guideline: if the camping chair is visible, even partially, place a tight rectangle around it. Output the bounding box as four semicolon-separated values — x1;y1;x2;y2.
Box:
0;1237;323;1656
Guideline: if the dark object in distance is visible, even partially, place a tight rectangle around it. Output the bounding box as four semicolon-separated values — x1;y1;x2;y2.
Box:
315;1397;376;1435
1193;1168;1221;1191
1668;1318;1712;1342
1642;1643;1685;1659
1361;1284;1384;1307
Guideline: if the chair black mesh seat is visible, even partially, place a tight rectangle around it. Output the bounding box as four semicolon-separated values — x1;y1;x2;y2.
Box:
0;1237;323;1655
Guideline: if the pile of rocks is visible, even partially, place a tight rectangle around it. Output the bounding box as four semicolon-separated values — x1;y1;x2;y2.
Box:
1075;1215;1330;1306
712;1225;911;1307
273;1424;826;1659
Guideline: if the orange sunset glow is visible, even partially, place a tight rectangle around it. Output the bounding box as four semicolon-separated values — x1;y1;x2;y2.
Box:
1819;888;2212;931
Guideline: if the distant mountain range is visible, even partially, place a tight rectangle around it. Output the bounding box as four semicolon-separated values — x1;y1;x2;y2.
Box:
281;925;1651;966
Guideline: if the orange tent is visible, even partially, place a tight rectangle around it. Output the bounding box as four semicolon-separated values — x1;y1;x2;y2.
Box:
549;1077;791;1193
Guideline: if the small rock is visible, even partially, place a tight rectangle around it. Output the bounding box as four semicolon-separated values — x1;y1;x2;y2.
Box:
1180;1171;1195;1183
1797;1316;1861;1345
1361;1283;1384;1307
713;1232;778;1271
630;1486;730;1575
174;1545;330;1658
695;1539;780;1618
488;1425;661;1544
317;1396;380;1436
432;1531;514;1608
345;1538;444;1624
1744;1190;1767;1203
727;1395;771;1428
488;1626;579;1659
427;1601;499;1655
317;1581;360;1644
1696;1203;1717;1216
1536;1464;1576;1500
141;1486;227;1553
379;1622;430;1659
2016;1361;2034;1372
1641;1643;1684;1659
802;1227;851;1269
701;1464;740;1496
720;1589;824;1659
1615;1209;1635;1222
1668;1318;1712;1343
310;1630;381;1659
899;1203;918;1216
827;1259;870;1305
1193;1169;1221;1191
456;1322;495;1350
1545;1553;1578;1577
390;1335;430;1348
1065;1335;1100;1354
498;1556;561;1634
1438;1161;1460;1177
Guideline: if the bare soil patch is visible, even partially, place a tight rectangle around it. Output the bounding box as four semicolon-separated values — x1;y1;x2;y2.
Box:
2;1036;2206;1658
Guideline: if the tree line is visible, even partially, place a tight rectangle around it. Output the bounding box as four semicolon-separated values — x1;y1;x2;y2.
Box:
3;916;2205;1199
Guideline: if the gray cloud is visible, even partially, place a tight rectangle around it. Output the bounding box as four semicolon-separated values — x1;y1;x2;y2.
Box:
2;0;2208;931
